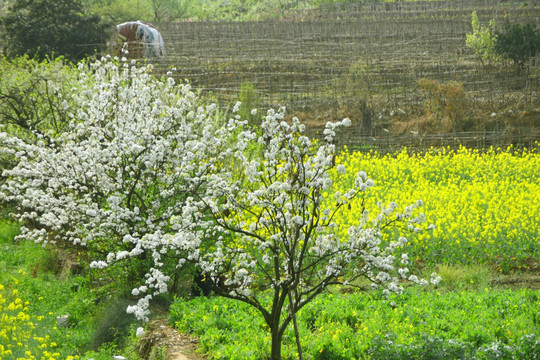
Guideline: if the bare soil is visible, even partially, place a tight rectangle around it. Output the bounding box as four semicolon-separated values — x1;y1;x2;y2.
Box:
490;274;540;290
290;101;540;137
138;319;206;360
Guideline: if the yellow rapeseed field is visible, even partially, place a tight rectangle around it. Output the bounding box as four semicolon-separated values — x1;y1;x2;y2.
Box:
331;146;540;272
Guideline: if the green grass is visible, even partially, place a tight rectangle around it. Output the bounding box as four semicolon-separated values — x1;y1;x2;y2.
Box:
0;221;19;243
435;264;492;291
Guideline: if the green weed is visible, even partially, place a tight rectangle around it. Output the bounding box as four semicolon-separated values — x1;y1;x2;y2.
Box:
434;264;491;291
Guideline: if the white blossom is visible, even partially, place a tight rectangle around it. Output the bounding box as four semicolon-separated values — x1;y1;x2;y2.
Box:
430;273;442;285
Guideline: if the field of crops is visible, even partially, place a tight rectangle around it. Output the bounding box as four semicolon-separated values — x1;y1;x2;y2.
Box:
331;145;540;272
171;288;540;359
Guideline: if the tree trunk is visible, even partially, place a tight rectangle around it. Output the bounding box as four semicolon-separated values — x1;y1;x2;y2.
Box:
289;291;303;360
270;325;283;360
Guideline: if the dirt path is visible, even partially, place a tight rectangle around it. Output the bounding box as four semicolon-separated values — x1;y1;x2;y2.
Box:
138;319;205;360
491;274;540;290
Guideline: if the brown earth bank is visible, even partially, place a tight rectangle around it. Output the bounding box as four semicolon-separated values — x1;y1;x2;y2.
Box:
288;101;540;138
490;274;540;290
284;99;540;152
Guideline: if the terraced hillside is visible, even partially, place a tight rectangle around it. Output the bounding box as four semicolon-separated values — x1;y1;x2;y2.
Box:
140;0;539;136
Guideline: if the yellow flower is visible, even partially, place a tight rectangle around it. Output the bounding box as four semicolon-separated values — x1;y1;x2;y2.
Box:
333;147;539;269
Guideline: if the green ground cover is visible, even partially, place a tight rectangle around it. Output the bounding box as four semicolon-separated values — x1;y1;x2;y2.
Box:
167;146;540;359
171;287;540;359
0;221;140;360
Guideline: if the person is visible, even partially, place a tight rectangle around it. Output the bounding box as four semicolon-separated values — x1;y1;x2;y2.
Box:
116;21;165;59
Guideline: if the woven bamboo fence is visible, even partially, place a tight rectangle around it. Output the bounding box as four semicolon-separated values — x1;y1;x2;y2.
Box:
142;0;540;117
305;129;539;153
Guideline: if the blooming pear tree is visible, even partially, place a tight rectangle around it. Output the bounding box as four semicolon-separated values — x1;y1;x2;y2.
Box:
0;57;243;320
1;56;440;359
183;109;441;360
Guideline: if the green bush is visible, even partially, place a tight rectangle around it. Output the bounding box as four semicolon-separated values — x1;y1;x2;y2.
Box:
0;0;110;62
91;298;138;350
84;0;154;23
495;21;540;69
0;56;76;140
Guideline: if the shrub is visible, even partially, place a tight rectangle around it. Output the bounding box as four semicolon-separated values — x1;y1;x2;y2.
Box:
417;78;466;132
0;56;76;141
238;80;260;126
495;21;540;70
85;0;154;24
91;298;138;350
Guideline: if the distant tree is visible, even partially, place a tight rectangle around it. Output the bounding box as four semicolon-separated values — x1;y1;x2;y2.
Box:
495;21;540;70
81;0;192;23
1;0;110;62
82;0;154;24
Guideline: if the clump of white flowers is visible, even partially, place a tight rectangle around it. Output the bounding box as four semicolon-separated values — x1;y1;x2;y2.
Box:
0;56;243;321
